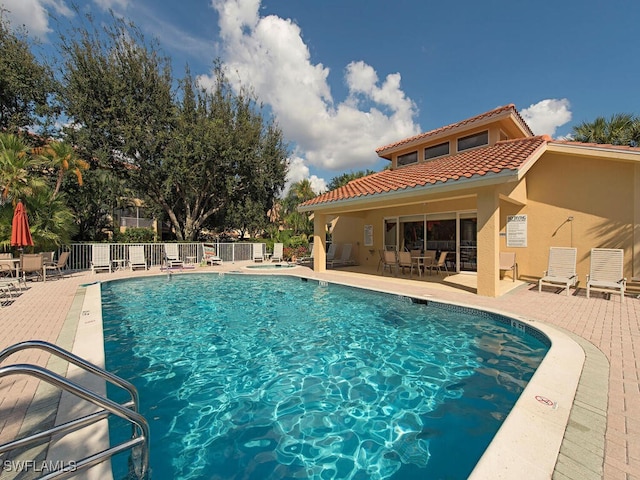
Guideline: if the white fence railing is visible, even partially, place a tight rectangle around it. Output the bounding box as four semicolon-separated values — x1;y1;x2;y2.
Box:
62;242;264;271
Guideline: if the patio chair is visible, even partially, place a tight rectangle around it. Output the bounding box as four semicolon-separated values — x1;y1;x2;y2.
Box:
128;245;148;271
164;243;183;268
499;252;518;282
398;251;418;277
538;247;577;296
327;243;355;268
427;251;450;276
91;244;112;274
253;243;265;262
203;244;223;266
21;254;45;282
45;251;70;279
586;248;626;301
381;250;398;276
272;243;284;262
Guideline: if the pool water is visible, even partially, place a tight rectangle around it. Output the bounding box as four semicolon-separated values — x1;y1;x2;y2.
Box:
102;274;549;480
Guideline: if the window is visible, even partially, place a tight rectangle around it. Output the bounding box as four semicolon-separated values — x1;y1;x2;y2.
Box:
457;131;488;151
397;151;418;166
424;142;450;160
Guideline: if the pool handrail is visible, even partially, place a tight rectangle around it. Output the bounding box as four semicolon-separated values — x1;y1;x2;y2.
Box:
0;340;140;412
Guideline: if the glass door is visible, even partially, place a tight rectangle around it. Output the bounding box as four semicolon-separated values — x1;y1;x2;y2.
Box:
383;218;398;251
458;213;477;272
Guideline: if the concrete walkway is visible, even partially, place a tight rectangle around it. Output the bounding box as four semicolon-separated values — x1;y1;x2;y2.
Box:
0;264;638;479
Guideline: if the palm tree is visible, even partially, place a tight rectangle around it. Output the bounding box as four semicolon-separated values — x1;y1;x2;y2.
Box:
571;113;640;146
0;133;46;205
32;140;90;198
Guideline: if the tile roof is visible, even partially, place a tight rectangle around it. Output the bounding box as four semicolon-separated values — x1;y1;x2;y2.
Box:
301;136;549;209
375;104;534;155
550;139;640;153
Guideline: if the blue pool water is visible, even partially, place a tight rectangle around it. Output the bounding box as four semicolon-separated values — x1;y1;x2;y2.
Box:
102;274;549;480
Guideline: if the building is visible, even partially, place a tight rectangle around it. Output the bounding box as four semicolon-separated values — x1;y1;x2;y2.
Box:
298;104;640;297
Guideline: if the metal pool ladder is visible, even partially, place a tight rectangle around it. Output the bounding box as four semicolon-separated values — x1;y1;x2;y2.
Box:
0;340;150;479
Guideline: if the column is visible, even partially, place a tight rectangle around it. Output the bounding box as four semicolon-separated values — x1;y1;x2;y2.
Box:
313;213;327;272
477;188;500;297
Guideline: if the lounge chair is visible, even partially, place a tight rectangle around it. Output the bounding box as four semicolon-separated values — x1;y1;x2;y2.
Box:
128;245;148;271
297;244;313;265
91;244;112;274
21;254;45;282
253;243;265;262
203;244;223;266
499;252;518;282
326;243;337;262
427;251;450;276
381;250;398;276
272;243;284;262
586;248;626;301
538;247;577;296
164;243;183;268
327;243;355;268
45;251;70;279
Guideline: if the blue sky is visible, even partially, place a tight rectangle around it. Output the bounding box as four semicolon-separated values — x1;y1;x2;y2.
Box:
4;0;639;193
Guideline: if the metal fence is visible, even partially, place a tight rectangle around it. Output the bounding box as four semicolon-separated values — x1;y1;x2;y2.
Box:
62;242;264;271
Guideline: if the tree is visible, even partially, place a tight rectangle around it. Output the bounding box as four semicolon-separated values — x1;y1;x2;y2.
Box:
0;14;57;132
0;133;46;204
282;179;316;236
326;170;376;191
59;16;288;241
571;113;640;146
33;140;90;198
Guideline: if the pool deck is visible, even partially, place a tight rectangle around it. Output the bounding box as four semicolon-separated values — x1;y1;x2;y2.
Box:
0;262;638;479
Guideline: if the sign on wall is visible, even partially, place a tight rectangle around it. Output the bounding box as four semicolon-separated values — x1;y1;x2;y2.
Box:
364;225;373;246
506;215;527;247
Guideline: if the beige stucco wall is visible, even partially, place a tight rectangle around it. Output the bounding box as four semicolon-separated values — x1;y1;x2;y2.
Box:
508;153;635;282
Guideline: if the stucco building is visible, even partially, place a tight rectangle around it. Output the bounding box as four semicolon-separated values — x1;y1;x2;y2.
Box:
299;104;640;297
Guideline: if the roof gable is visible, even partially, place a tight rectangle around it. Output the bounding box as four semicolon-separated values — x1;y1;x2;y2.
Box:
301;136;549;209
375;104;534;158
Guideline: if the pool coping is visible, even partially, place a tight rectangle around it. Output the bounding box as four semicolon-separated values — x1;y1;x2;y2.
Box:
57;271;593;479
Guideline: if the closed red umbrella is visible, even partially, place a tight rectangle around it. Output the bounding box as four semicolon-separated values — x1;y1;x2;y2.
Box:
11;201;34;248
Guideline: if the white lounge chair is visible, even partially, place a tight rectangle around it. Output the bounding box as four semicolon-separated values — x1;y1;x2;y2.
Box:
203;244;223;266
538;247;577;296
586;248;626;301
327;243;355;268
271;243;284;262
326;243;337;262
253;243;265;262
128;245;148;271
91;244;112;274
164;244;183;268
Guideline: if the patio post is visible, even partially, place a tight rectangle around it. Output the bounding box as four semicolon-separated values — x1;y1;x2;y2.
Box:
313;213;327;272
477;188;500;297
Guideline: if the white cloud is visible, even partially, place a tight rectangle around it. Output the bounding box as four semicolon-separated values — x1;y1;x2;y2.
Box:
93;0;130;11
285;156;327;195
1;0;73;38
201;0;420;179
521;99;572;138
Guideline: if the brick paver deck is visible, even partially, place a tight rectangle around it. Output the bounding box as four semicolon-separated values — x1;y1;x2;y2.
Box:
0;264;638;479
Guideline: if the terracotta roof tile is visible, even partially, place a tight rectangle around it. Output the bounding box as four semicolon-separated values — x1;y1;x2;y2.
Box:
301;136;548;208
375;104;534;155
550;139;640;152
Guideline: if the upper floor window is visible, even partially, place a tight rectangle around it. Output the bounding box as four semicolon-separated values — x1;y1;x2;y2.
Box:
397;151;418;166
457;131;488;152
424;142;450;160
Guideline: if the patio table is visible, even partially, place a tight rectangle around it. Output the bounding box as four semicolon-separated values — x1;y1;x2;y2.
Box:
411;255;435;277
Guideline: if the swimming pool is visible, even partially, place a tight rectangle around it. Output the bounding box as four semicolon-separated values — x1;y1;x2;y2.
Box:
102;274;549;480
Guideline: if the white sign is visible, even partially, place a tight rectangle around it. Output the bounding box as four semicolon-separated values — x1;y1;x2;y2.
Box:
364;225;373;246
506;215;527;247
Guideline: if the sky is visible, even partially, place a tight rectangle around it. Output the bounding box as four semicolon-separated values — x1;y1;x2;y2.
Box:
3;0;639;194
